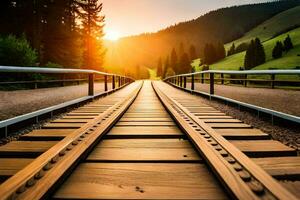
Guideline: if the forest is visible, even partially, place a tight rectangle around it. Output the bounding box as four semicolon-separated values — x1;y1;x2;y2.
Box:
0;0;105;71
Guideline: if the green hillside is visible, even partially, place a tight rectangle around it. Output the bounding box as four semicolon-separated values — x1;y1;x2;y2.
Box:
209;27;300;71
193;6;300;73
225;6;300;50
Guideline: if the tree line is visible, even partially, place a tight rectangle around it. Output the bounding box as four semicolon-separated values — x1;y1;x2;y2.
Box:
0;0;105;70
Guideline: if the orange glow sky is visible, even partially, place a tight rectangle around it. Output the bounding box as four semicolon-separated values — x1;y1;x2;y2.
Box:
101;0;270;39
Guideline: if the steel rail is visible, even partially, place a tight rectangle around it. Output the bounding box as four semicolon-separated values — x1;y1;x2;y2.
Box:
152;81;297;200
0;81;143;200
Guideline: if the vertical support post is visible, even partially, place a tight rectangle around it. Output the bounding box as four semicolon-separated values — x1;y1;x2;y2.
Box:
221;73;224;85
118;76;121;87
191;74;195;90
183;76;187;88
88;73;94;96
104;75;108;91
271;74;275;89
201;73;204;84
210;73;214;95
112;75;115;90
244;74;247;87
180;76;183;87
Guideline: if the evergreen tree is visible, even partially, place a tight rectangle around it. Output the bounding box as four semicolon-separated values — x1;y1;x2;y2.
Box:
157;57;163;77
178;52;191;74
254;38;265;66
272;41;283;59
189;45;197;61
76;0;105;70
283;35;293;52
244;38;265;69
216;42;226;60
203;43;216;65
163;56;170;78
170;48;178;74
227;43;235;56
178;42;185;58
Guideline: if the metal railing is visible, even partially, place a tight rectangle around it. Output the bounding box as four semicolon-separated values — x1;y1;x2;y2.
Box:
0;66;134;95
164;69;300;124
164;69;300;95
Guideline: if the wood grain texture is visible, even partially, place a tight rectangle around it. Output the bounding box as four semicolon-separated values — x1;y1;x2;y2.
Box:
53;163;228;199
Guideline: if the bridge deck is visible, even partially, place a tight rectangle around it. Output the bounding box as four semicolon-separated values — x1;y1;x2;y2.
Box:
0;81;298;199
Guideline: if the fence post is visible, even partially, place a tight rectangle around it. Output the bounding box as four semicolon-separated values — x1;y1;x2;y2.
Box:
271;74;275;89
201;73;204;84
191;74;195;90
104;75;108;91
210;73;214;95
180;76;183;87
221;73;224;85
244;74;247;87
88;73;94;96
183;76;187;88
118;76;121;87
112;75;115;90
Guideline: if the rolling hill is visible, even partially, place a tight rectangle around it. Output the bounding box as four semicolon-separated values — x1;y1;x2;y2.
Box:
201;6;300;71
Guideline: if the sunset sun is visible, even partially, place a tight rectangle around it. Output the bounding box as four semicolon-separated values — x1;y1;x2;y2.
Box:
104;29;120;41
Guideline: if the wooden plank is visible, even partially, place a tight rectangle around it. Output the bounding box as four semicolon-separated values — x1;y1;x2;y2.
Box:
230;140;296;157
53;163;228;199
107;126;183;137
87;147;200;161
0;141;57;156
116;122;176;126
194;113;226;116
253;157;300;178
202;119;241;123
214;128;269;139
280;181;300;198
0;158;33;177
119;118;173;122
197;116;233;119
62;116;94;119
19;129;74;140
98;139;192;148
208;123;251;128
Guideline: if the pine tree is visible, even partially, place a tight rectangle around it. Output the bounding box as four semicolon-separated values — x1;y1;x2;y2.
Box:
204;43;216;65
170;48;178;74
163;56;170;78
244;38;265;69
227;43;235;56
216;42;226;60
244;40;255;70
178;52;191;74
76;0;105;70
157;57;163;77
272;41;283;59
178;42;185;58
283;35;293;52
254;38;265;66
189;45;197;61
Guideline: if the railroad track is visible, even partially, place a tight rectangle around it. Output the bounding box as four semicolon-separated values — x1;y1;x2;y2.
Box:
0;80;299;199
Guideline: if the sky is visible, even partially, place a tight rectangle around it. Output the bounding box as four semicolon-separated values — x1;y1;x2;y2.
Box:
101;0;271;39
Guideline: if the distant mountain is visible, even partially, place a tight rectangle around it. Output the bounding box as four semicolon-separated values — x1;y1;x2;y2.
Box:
104;0;300;78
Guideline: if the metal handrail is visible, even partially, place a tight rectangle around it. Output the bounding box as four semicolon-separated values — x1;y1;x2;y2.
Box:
0;65;135;95
164;69;300;79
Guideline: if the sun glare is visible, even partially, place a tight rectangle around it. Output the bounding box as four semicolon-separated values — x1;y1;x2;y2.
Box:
104;29;121;41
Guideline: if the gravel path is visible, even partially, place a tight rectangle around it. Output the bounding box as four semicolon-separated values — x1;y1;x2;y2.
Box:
0;83;111;120
185;83;300;116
